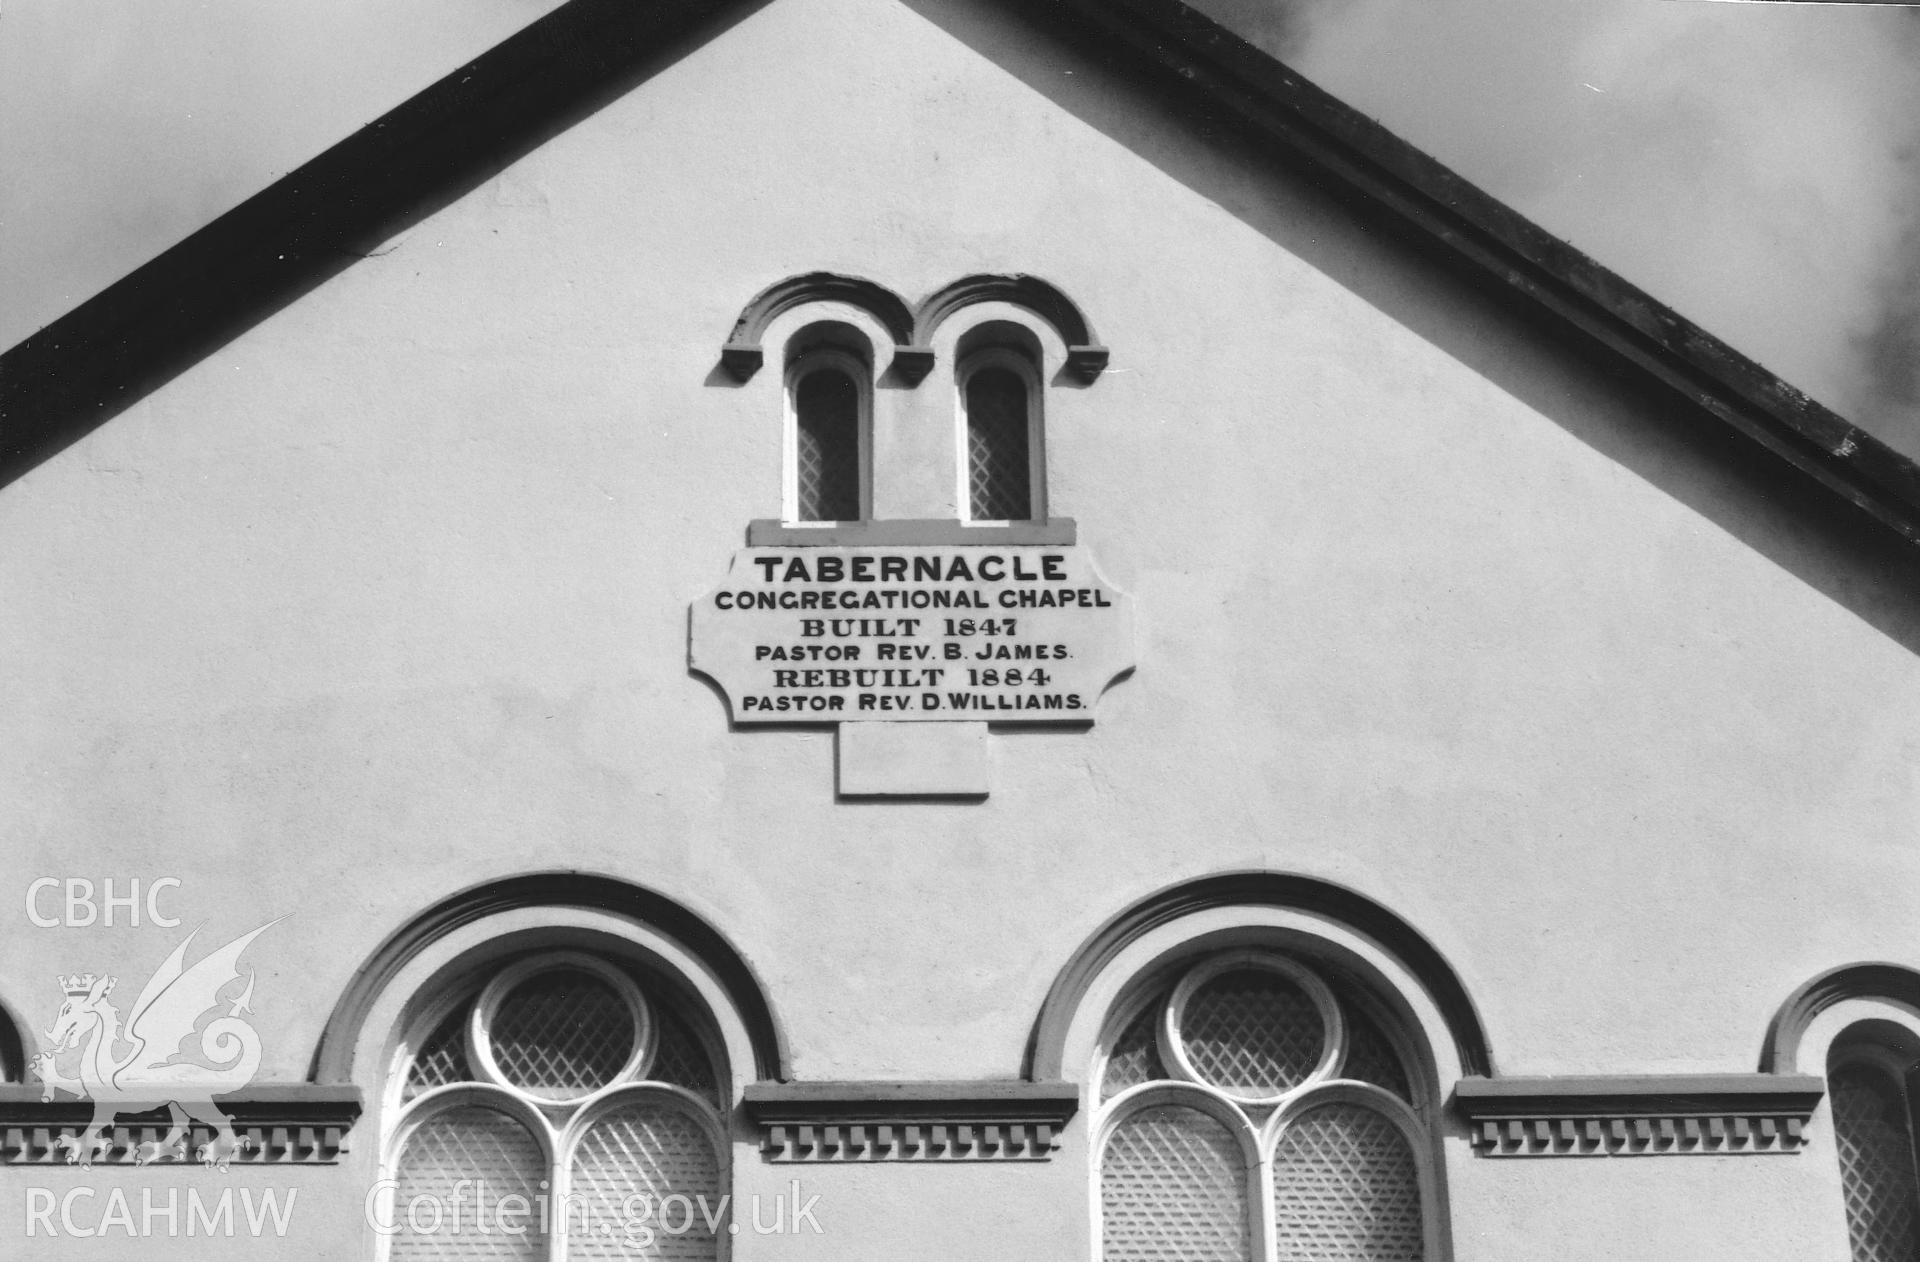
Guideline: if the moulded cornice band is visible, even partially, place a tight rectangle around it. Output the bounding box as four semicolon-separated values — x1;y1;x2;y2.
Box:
1761;961;1920;1073
720;272;918;382
742;1080;1079;1162
1453;1074;1824;1157
912;274;1109;383
1025;872;1492;1081
0;1084;362;1165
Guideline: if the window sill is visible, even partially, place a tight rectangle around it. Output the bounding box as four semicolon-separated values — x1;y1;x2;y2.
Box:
746;518;1076;547
0;1083;362;1164
1453;1074;1824;1156
742;1080;1080;1162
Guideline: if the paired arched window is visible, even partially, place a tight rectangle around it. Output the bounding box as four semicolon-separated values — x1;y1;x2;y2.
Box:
379;951;729;1260
1094;950;1438;1262
729;274;1102;533
775;319;1048;527
1831;1030;1920;1262
786;344;870;524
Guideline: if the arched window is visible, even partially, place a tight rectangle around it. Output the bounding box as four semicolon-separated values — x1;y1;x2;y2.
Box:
1094;950;1439;1262
378;950;729;1260
1831;1031;1920;1262
958;346;1043;523
786;344;869;524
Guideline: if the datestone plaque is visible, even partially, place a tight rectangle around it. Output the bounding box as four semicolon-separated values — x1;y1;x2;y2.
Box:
690;546;1133;725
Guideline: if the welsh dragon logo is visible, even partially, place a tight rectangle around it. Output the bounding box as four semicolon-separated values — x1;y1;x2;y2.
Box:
31;922;274;1168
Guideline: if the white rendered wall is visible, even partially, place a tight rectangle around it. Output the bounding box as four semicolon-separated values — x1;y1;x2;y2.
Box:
2;0;1915;1256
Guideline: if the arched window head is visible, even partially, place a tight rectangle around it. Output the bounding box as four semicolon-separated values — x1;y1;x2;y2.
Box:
379;949;730;1260
956;323;1045;524
1830;1024;1920;1262
1094;949;1441;1262
784;324;872;525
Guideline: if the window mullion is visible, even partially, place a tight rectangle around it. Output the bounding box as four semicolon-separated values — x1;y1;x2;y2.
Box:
1254;1145;1278;1262
547;1135;570;1262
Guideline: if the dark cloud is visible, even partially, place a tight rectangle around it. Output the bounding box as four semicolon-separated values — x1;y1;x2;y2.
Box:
0;0;565;350
6;0;1918;456
1855;69;1920;448
1184;0;1324;59
1192;0;1920;457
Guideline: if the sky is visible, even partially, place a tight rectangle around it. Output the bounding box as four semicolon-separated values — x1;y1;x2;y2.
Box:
1193;0;1920;456
4;0;1919;454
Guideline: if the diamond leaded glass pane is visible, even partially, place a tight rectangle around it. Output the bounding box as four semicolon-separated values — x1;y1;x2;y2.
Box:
1272;1104;1423;1261
1180;969;1325;1095
489;968;635;1099
406;1002;475;1100
1340;1002;1412;1103
1102;1105;1251;1262
568;1101;721;1261
966;367;1031;521
1833;1063;1920;1262
1104;995;1172;1101
649;1004;719;1106
795;368;860;522
392;1106;546;1260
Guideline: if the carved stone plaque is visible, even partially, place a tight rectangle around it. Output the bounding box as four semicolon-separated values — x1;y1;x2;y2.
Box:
690;546;1133;724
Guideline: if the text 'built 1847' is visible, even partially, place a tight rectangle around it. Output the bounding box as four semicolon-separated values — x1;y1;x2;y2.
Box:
689;547;1134;723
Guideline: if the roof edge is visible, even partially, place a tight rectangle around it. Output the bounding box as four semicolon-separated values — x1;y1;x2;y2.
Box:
4;0;1919;551
1036;0;1920;544
0;0;750;487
